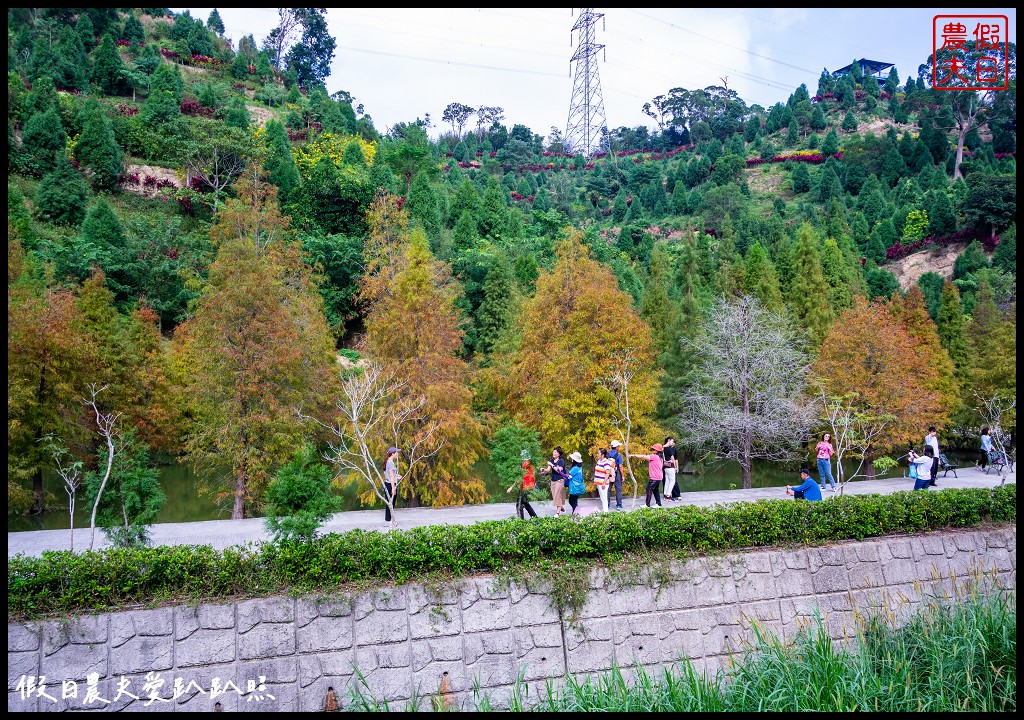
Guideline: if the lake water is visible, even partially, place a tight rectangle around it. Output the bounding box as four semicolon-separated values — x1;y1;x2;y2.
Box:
8;451;978;532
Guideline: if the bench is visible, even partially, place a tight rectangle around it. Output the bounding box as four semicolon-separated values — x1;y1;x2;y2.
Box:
938;453;958;478
986;449;1014;476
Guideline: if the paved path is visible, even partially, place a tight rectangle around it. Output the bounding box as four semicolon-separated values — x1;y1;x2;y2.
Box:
8;465;1014;558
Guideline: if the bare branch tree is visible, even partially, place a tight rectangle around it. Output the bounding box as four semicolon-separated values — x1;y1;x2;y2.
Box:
261;8;303;70
300;363;443;529
679;295;813;489
974;392;1016;485
186;144;247;196
814;385;895;495
606;349;643;508
84;384;122;551
40;435;84;552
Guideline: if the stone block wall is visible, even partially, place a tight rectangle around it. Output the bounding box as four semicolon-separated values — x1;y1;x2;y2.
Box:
8;527;1015;712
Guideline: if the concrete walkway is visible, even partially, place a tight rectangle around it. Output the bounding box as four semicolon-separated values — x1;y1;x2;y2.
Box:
8;465;1014;558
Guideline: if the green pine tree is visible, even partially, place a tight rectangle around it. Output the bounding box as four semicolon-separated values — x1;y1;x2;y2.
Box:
20;108;67;176
476;253;517;356
35;159;90;226
842;111;858;133
788;222;833;344
91;34;129;95
75;100;123;189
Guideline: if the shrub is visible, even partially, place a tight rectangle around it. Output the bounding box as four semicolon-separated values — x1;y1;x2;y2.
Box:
6;485;1014;619
263;446;342;543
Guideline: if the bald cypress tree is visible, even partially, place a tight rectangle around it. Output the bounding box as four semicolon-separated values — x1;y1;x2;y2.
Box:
743;242;784;313
788;222;833;345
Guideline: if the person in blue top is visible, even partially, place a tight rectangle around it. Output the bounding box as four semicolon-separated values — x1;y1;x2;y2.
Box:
786;467;823;501
608;439;625;510
567;452;586;517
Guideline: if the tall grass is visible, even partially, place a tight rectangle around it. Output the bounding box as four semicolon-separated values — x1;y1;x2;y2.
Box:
521;582;1015;713
337;579;1014;712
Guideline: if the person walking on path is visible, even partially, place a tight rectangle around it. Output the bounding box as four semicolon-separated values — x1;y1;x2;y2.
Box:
910;447;934;491
815;433;837;493
786;467;823;501
384;447;402;524
925;427;941;486
662;436;679;501
977;427;994;470
608;439;625;510
593;448;614;512
567;452;586;516
507;459;538;519
540;447;569;516
631;443;664;508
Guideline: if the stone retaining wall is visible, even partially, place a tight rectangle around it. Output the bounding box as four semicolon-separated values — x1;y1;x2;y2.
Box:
7;527;1016;712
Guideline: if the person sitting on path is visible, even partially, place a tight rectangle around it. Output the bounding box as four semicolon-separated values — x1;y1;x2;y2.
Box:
630;443;664;508
506;459;538;519
786;467;823;501
593;448;614;512
567;452;586;516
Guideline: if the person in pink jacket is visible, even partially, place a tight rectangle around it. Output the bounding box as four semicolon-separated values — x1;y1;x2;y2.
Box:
815;433;837;493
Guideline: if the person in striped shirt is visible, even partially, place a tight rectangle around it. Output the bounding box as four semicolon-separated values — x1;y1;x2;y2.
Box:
593;448;615;512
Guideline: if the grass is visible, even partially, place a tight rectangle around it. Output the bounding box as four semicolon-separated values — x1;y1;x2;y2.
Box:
343;575;1015;712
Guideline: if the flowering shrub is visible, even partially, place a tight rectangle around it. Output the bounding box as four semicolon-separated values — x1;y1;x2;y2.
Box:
179;99;214;117
745;151;842;167
293;133;377;175
116;103;140;117
994;151;1015;159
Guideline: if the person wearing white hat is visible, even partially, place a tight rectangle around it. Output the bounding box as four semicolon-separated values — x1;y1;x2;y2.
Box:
608;439;625;510
567;451;586;516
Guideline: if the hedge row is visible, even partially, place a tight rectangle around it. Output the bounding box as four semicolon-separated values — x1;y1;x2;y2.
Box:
7;485;1015;619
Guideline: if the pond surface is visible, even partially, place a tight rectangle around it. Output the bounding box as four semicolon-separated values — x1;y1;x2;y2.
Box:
8;451;978;532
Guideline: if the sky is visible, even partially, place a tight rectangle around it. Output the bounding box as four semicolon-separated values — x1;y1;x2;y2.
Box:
175;7;1016;140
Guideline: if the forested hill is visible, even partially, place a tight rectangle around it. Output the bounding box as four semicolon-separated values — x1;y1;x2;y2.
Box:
8;9;1016;521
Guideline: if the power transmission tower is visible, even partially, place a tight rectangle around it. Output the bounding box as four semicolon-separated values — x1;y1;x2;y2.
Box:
565;8;609;157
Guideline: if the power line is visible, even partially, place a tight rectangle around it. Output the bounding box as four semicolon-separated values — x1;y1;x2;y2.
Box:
335;45;567;78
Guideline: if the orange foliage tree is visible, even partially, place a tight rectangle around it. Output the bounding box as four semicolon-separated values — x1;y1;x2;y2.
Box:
498;230;659;458
360;195;486;507
812;296;944;477
174;173;338;519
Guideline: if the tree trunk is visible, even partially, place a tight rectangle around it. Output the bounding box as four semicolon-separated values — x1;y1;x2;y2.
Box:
32;465;45;514
232;470;246;519
741;388;752;489
864;446;876;482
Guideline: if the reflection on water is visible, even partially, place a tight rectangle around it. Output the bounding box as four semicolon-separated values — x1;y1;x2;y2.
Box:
8;452;976;532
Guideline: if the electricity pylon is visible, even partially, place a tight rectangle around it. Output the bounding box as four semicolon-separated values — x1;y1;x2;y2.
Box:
564;8;609;157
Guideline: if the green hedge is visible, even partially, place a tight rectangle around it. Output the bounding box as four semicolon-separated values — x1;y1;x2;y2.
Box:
7;485;1015;619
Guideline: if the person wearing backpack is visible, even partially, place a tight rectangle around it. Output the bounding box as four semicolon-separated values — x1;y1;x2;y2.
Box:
567;451;586;516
